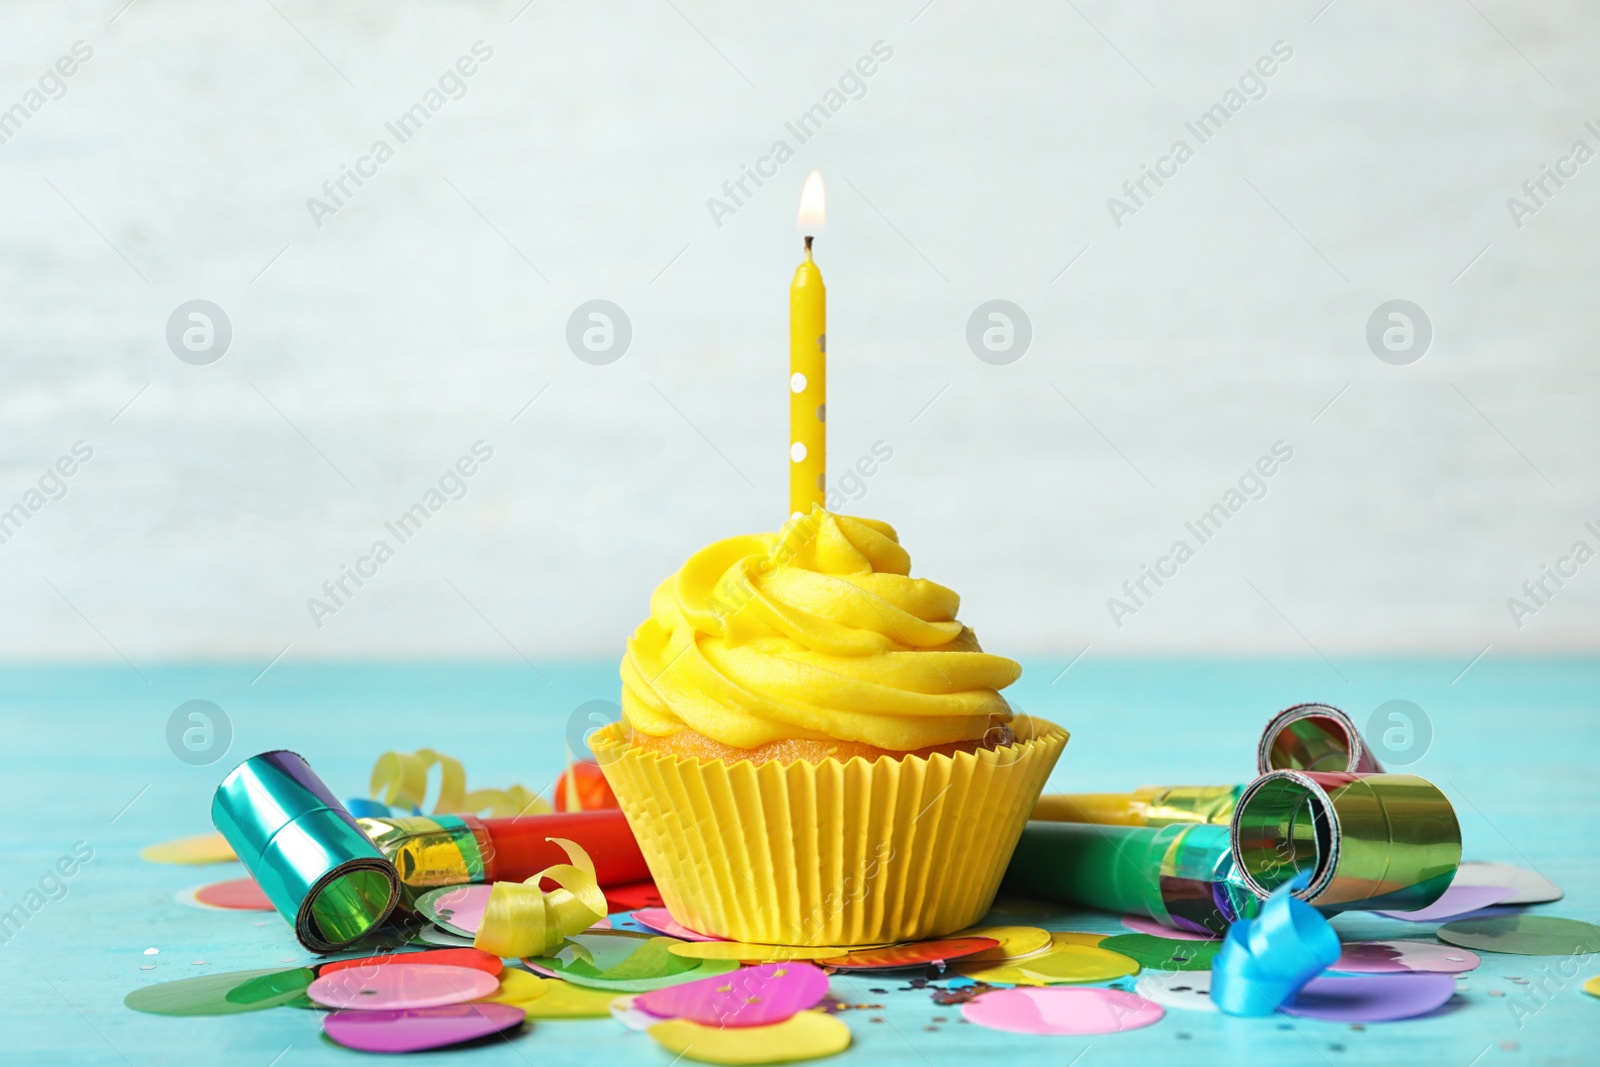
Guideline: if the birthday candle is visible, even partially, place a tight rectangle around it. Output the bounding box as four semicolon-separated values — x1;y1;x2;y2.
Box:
789;171;826;519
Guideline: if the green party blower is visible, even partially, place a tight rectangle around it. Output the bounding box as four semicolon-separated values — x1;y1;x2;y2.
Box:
1008;705;1460;928
1004;820;1260;936
212;750;401;953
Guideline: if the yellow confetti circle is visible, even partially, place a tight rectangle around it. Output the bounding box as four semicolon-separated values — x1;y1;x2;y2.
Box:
649;1010;852;1064
668;941;848;962
1046;931;1106;948
952;925;1052;962
482;969;549;1006
139;833;236;866
1584;975;1600;998
958;940;1141;986
515;979;617;1018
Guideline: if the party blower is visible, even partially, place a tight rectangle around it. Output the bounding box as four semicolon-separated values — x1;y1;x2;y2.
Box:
1029;703;1382;827
213;751;403;953
1230;769;1461;913
1003;820;1261;936
358;808;649;902
1006;705;1460;928
215;751;651;952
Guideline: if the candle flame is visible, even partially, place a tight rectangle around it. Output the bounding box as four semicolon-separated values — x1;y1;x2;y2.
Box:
797;170;825;233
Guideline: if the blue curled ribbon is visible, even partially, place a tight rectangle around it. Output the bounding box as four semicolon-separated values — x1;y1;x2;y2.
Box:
1210;870;1341;1016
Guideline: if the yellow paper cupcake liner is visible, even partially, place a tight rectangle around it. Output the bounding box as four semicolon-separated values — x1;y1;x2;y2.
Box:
592;716;1067;947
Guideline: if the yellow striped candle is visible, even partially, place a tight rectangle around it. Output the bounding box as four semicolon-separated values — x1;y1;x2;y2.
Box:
789;171;826;518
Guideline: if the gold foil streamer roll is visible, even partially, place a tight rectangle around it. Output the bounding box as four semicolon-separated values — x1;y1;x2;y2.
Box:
1230;770;1460;912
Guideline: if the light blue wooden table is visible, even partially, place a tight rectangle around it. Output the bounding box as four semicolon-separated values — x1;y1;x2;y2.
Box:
2;658;1596;1065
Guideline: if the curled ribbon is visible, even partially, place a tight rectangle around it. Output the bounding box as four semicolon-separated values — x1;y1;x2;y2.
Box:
1210;871;1340;1016
473;837;608;958
368;748;550;819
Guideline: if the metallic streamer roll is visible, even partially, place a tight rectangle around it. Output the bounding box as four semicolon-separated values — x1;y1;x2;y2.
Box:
1004;821;1260;936
1230;770;1460;912
212;751;401;953
1030;703;1380;828
1256;703;1383;775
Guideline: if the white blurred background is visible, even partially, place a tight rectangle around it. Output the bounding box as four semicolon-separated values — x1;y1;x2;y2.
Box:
1;0;1597;666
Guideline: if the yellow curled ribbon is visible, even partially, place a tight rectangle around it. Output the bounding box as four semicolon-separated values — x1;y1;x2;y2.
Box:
369;748;550;819
473;838;608;958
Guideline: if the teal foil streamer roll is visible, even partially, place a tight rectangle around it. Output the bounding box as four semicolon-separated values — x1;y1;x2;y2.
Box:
212;750;401;953
1004;820;1260;936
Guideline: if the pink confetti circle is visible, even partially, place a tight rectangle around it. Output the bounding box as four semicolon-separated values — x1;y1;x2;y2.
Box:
1332;940;1480;975
420;884;494;935
307;964;499;1011
636;963;829;1027
324;1003;525;1053
1120;915;1220;941
961;987;1165;1036
631;907;723;942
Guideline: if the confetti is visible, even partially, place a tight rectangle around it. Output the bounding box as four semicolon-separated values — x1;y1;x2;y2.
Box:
632;907;723;941
531;932;738;993
1098;933;1219;972
1283;973;1457;1023
669;941;850;963
1135;970;1216;1013
1374;884;1517;923
125;968;313;1016
817;938;998;971
191;878;273;911
323;1003;525;1053
636;963;829;1027
610;994;661;1031
1437;916;1600;956
958;933;1140;985
951;926;1052;962
648;1010;851;1064
480;968;548;1005
416;884;493;937
306;963;498;1010
1331;940;1480;975
520;979;635;1018
961;987;1163;1035
139;832;237;866
319;947;502;978
1453;862;1563;905
417;926;476;948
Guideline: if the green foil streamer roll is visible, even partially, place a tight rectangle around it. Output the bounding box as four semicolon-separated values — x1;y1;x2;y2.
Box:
212;750;401;953
1004;820;1260;936
1257;703;1383;775
1230;770;1460;912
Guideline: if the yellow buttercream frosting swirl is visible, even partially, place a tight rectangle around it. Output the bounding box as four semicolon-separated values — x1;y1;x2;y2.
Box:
620;508;1021;752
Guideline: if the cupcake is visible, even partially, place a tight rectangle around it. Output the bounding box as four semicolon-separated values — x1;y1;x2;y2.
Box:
594;507;1066;946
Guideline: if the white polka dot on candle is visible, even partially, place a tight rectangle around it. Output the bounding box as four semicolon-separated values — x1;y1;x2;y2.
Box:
790;372;807;393
790;442;807;463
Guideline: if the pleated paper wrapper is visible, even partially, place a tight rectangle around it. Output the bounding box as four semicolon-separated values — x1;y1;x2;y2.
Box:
592;716;1068;947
